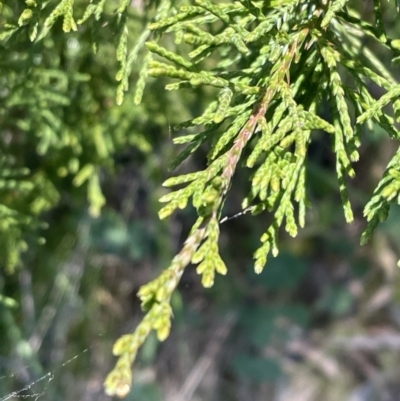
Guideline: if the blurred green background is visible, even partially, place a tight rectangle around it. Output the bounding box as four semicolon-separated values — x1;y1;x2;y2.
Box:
1;1;400;401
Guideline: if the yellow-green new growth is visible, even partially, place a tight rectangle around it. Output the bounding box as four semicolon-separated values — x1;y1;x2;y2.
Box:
102;0;400;397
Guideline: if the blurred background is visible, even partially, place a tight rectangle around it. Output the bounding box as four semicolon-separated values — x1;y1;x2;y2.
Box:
1;1;400;401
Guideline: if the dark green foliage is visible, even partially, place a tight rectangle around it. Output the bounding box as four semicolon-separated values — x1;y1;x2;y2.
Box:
0;0;158;272
232;355;282;382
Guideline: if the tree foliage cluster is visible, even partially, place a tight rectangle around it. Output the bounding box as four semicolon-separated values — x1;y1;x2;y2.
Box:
1;0;400;399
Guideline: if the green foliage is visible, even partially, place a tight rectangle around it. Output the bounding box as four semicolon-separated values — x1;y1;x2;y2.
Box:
2;0;400;398
232;355;282;382
361;149;400;247
102;0;400;397
0;0;159;272
248;252;308;290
